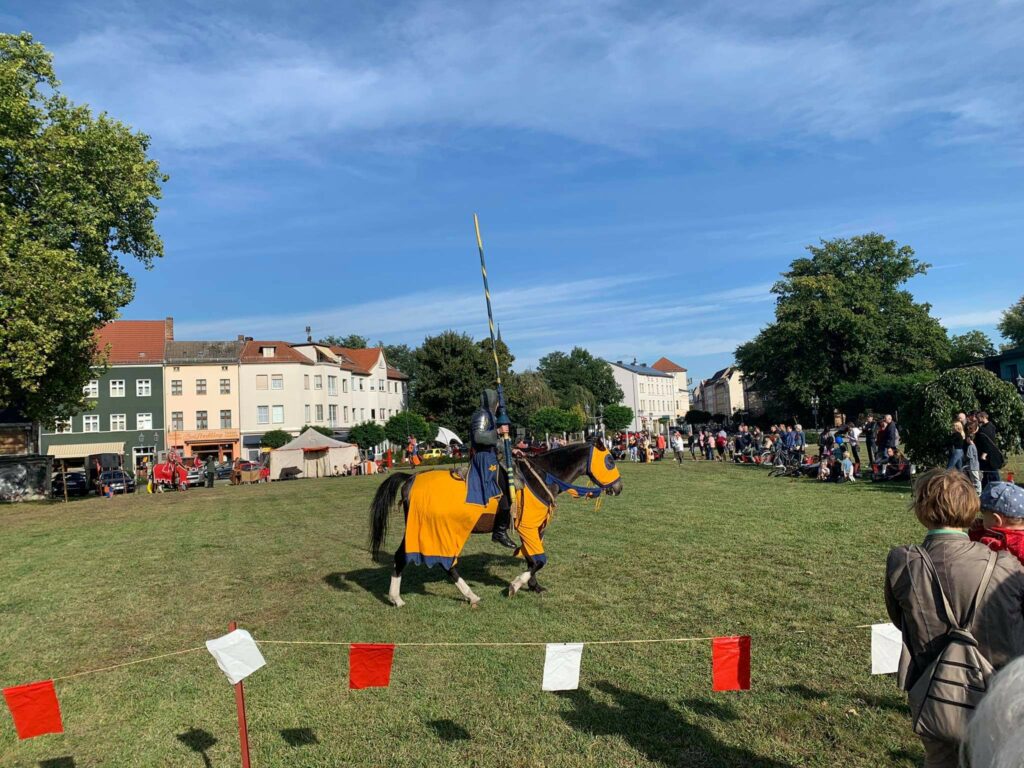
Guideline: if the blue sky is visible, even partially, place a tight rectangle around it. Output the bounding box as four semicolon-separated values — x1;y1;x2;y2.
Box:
7;0;1024;382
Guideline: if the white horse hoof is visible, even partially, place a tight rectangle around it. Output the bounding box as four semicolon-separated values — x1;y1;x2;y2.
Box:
469;600;481;609
507;584;519;598
388;596;405;608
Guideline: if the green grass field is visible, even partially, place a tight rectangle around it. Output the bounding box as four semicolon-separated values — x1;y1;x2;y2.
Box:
0;461;946;766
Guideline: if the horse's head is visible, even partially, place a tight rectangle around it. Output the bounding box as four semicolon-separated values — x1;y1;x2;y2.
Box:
586;437;623;496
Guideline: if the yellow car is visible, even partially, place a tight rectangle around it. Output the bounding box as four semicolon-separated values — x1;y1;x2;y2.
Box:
420;447;445;460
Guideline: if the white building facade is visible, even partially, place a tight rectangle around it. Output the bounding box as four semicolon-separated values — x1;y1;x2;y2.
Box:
607;360;676;433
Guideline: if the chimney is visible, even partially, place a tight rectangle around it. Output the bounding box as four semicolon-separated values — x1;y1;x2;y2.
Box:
237;334;245;341
164;316;174;341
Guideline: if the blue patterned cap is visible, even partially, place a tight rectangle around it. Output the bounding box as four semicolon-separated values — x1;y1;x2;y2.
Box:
980;482;1024;518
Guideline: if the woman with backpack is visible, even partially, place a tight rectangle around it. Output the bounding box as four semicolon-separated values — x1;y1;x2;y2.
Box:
884;469;1024;767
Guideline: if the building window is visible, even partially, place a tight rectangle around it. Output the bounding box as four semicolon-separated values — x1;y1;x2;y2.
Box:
220;379;231;395
343;406;349;422
220;410;232;429
196;410;208;429
304;404;311;422
304;375;310;390
360;408;365;420
329;404;337;426
315;404;324;421
378;378;384;391
171;412;183;430
83;415;100;432
358;378;364;391
196;379;207;395
55;419;72;434
342;379;348;393
83;379;99;398
171;379;183;396
371;409;376;420
256;375;268;390
136;413;153;430
260;346;275;358
257;406;269;425
314;375;322;390
110;413;126;431
272;405;284;424
328;376;337;396
110;380;125;397
136;379;152;397
271;374;284;390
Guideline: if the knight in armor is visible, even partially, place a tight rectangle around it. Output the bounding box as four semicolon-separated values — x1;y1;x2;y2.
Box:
469;389;517;549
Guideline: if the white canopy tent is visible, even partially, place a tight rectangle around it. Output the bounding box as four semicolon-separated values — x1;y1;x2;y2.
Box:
435;427;463;445
269;429;359;480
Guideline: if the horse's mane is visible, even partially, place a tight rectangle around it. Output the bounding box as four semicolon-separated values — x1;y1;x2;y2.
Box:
526;442;590;474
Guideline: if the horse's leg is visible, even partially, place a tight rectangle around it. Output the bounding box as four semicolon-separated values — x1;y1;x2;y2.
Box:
527;559;547;593
508;554;534;598
447;564;481;608
388;538;407;607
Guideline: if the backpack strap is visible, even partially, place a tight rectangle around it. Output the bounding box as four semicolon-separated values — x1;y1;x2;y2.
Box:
910;545;997;634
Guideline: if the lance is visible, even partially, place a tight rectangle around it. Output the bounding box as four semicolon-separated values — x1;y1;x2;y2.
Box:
473;214;518;515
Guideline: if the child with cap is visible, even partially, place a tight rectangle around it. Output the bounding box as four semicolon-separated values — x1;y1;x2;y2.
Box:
969;482;1024;564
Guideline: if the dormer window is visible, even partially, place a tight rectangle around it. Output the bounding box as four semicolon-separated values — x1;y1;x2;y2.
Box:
260;346;275;358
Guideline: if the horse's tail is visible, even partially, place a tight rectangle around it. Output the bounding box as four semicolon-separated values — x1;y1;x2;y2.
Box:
370;473;411;558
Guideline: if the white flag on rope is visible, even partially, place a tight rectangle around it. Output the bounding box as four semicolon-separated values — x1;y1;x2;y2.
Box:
871;623;902;675
206;629;266;685
542;643;584;691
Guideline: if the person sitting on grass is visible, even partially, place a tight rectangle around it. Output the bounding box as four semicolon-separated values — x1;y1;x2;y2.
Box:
969;482;1024;565
817;454;831;482
885;469;1024;768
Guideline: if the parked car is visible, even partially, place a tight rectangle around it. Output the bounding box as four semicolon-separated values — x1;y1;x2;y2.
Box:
186;467;204;487
51;471;89;498
98;470;136;494
420;447;444;460
215;462;234;480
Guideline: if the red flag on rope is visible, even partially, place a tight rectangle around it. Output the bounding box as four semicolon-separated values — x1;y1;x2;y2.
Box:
711;636;751;691
349;644;395;689
3;680;63;739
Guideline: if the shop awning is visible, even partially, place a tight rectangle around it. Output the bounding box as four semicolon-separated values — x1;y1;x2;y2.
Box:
242;435;263;447
48;442;125;459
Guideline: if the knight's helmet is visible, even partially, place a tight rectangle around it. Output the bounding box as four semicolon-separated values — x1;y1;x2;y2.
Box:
482;388;499;415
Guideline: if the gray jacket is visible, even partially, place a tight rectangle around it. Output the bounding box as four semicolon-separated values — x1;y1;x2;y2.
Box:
885;533;1024;690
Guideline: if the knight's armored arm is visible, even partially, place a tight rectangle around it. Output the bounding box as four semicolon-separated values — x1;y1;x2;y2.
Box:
471;409;498;447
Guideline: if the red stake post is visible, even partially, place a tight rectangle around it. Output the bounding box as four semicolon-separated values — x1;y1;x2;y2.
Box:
228;621;253;768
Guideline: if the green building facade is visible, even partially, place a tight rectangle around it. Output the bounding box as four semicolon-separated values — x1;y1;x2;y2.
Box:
40;363;166;470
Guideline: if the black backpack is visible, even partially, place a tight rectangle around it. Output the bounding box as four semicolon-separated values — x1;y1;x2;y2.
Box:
906;545;998;743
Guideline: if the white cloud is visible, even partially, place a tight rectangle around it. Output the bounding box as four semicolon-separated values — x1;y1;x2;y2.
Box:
939;310;1004;328
50;1;1024;154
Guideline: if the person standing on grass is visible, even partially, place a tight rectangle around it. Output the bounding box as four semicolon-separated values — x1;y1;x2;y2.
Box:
205;455;216;488
863;415;877;464
885;469;1024;768
965;424;983;495
947;420;966;470
671;431;685;464
975;411;1004;487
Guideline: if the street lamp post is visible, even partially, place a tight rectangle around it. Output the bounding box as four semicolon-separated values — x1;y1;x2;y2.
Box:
810;395;820;430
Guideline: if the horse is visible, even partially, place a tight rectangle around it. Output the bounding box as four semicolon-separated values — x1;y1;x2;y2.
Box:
152;462;188;490
368;438;623;607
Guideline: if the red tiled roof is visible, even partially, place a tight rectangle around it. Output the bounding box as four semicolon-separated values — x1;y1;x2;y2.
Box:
387;366;408;380
95;320;168;364
652;357;687;373
240;341;312;365
336;346;382;375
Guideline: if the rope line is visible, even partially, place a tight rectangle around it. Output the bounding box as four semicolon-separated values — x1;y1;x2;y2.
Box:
28;623;886;683
51;647;206;682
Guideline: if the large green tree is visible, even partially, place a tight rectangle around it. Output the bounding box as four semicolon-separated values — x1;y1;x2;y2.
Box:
0;33;167;423
945;330;997;367
999;295;1024;347
602;404;634;432
735;234;950;413
538;348;623;407
414;332;509;429
348;421;386;449
902;368;1024;467
260;429;292;449
320;334;368;348
383;411;432;445
505;370;558;429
